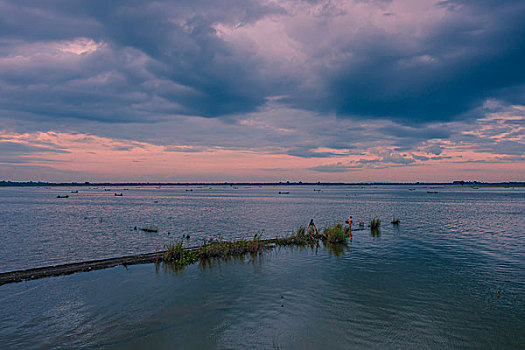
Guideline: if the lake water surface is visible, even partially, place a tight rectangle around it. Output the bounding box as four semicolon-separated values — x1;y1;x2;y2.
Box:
0;185;523;348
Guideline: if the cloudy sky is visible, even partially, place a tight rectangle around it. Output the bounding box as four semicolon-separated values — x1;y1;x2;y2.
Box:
0;0;523;182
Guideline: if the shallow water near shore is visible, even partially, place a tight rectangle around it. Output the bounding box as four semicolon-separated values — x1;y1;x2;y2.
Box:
0;185;524;348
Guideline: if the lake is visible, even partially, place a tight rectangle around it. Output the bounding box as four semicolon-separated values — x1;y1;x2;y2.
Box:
0;185;524;348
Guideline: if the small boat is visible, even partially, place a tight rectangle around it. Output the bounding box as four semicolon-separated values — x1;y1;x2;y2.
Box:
57;195;69;198
114;193;123;196
71;190;78;193
427;191;438;194
313;189;321;192
278;191;290;194
185;189;193;192
140;225;158;233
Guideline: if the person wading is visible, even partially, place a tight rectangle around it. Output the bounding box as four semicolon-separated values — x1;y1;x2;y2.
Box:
346;216;353;240
308;219;317;235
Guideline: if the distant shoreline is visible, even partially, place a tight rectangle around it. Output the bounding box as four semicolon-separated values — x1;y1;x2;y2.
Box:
0;181;523;187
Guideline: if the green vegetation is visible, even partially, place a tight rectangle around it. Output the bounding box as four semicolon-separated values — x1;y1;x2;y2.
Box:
163;241;199;267
321;223;348;244
275;226;320;246
163;234;266;269
370;218;381;229
161;220;371;270
198;233;265;259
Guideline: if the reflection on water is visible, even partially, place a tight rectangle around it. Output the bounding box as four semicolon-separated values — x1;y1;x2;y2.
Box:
0;185;524;348
325;241;349;257
370;227;381;237
1;239;524;349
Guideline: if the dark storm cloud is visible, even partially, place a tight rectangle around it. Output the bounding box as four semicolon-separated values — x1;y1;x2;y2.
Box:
312;0;525;123
0;0;280;123
1;0;524;128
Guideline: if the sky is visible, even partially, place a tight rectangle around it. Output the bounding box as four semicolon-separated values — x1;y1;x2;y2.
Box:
0;0;524;182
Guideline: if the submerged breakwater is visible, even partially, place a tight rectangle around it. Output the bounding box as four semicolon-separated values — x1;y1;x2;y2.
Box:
0;224;351;285
0;252;160;286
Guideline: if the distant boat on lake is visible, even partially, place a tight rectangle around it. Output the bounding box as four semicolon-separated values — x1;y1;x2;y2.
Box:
57;195;69;198
140;225;158;233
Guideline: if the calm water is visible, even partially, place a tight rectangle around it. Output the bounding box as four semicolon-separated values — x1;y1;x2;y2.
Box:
0;185;524;348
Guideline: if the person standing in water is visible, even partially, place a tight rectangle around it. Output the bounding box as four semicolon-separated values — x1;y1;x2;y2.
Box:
308;219;317;234
346;216;353;239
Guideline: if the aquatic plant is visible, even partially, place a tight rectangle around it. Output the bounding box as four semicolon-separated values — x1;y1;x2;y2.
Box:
163;241;199;268
370;218;381;229
162;223;351;271
321;223;348;244
198;233;265;259
275;226;319;246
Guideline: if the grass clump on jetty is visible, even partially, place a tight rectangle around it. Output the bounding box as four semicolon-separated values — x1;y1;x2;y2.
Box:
163;224;351;270
321;223;348;244
370;218;381;229
163;242;198;268
275;226;320;246
163;233;266;269
199;233;265;259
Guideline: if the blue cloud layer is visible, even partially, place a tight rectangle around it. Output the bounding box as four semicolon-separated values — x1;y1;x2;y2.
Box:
1;0;524;126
